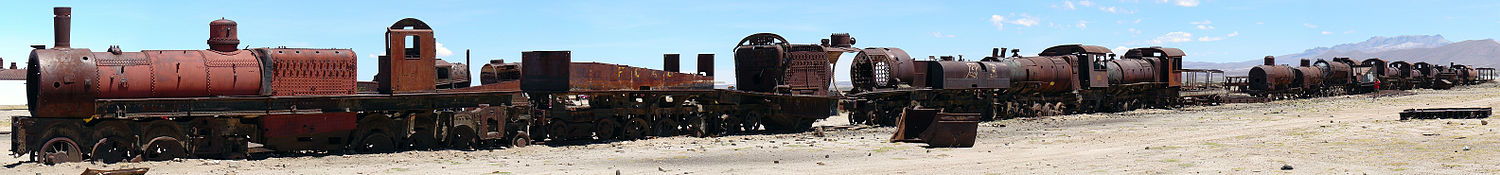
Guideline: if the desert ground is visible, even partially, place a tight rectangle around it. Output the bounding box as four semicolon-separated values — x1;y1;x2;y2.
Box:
4;84;1500;174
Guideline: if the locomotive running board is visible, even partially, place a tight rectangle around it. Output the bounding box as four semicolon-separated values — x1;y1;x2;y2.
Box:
1399;107;1492;120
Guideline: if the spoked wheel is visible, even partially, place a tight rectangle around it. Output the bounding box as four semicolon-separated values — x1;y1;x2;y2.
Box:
740;113;762;132
140;136;189;162
39;137;83;164
621;118;651;140
594;118;621;140
510;131;531;148
353;132;397;153
656;117;681;136
90;137;136;164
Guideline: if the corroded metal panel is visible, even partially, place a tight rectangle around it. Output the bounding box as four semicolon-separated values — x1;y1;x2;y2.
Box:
520;51;570;92
261;48;357;96
378;18;437;94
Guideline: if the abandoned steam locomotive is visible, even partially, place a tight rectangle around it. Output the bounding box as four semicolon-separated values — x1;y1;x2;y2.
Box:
844;45;1187;125
12;7;846;164
1240;56;1493;98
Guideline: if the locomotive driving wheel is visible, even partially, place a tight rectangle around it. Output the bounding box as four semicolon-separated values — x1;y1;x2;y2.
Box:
594;118;621;140
622;117;651;140
140;136;189;161
90;136;136;163
656;116;681;136
39;137;83;164
354;132;397;153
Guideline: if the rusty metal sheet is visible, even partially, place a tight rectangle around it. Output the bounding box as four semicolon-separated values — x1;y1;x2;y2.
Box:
1315;59;1352;85
260;48;357;96
1107;58;1156;85
520;51;570;92
28;48;97;118
850;47;915;92
919;112;979;147
1400;107;1492;120
480;59;520;85
1249;65;1296;91
663;54;680;72
1294;66;1324;89
568;62;713;91
1007;56;1077;93
378;18;437;94
1038;44;1112;56
697;54;713;76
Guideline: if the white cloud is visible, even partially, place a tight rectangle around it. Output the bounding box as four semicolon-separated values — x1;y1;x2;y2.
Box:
1256;22;1265;25
1098;6;1134;14
1321;31;1332;35
1113;46;1130;54
1127;28;1142;34
1012;14;1041;26
986;14;1047;30
930;32;955;38
1077;20;1090;29
1175;0;1200;7
989;15;1006;30
1191;20;1212;30
1134;18;1143;24
1189;20;1211;25
1063;1;1077;10
1147;32;1194;44
435;42;454;57
1197;36;1223;41
1078;0;1095;6
1196;25;1214;30
1227;31;1239;37
1303;23;1319;28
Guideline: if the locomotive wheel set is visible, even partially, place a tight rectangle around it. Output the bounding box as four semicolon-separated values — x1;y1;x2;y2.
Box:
9;7;1496;164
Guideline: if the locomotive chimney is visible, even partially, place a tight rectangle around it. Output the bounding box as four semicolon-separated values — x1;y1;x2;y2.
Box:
1263;56;1275;66
664;54;681;72
1300;59;1311;67
9;62;15;69
1000;47;1008;58
208;18;240;52
1010;49;1020;57
992;47;1001;58
54;7;71;49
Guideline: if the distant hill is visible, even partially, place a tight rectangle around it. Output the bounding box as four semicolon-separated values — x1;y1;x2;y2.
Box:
1185;35;1500;76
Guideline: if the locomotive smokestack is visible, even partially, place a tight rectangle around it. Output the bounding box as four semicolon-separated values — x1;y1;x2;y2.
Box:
208;18;240;52
1000;47;1008;58
992;47;1000;58
1300;59;1310;67
1264;56;1275;66
54;7;71;49
1010;49;1020;57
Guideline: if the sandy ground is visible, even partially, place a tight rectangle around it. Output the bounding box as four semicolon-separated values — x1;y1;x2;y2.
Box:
5;84;1500;174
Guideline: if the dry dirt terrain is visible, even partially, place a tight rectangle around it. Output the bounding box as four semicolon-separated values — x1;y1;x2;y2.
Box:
4;84;1500;174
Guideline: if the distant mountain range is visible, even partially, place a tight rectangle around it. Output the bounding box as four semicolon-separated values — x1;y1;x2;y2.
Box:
1184;35;1500;76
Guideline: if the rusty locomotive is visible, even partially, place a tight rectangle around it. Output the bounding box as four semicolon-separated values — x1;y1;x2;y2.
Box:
844;44;1189;125
1240;56;1493;98
12;7;844;164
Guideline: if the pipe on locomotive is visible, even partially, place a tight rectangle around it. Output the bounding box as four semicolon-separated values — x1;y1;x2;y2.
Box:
54;7;70;49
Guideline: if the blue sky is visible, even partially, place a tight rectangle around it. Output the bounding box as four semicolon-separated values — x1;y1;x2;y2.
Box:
2;0;1498;84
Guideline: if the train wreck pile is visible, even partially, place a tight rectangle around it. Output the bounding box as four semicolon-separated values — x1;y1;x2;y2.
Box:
7;5;1499;167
